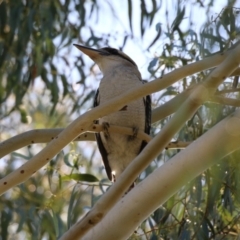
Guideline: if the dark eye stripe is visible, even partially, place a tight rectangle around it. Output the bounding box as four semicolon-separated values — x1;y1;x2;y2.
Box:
103;48;118;55
119;55;137;66
100;47;137;67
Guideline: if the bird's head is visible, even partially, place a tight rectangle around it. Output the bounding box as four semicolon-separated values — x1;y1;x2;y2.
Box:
74;44;138;74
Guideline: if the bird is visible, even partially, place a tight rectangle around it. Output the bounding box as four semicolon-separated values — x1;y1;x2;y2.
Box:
74;44;151;187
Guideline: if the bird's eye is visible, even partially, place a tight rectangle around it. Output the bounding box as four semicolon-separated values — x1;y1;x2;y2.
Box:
99;47;119;56
102;48;118;55
107;49;118;55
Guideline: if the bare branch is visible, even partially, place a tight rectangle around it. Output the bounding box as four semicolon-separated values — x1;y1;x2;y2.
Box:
0;124;151;159
59;41;240;240
0;48;234;159
210;96;240;107
82;109;240;240
0;41;239;240
166;140;191;149
217;88;240;94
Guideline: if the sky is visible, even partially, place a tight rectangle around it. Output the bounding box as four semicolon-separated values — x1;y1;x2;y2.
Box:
70;0;233;79
3;0;239;159
1;1;240;237
2;0;239;154
64;0;240;172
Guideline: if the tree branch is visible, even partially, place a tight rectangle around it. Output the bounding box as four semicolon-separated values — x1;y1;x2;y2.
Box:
0;124;151;159
1;48;236;158
210;96;240;107
81;109;240;240
59;41;240;240
0;41;239;239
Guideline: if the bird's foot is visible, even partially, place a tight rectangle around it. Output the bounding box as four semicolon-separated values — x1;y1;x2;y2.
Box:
132;127;139;138
119;105;128;111
123;182;135;196
127;182;135;192
102;122;110;138
112;172;116;182
128;126;139;140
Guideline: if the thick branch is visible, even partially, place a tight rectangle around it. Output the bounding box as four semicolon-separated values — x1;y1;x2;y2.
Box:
0;124;151;159
217;87;240;94
2;88;239;159
210;96;240;107
0;41;239;240
2;44;222;195
0;49;228;159
82;109;240;240
166;140;191;149
59;41;240;240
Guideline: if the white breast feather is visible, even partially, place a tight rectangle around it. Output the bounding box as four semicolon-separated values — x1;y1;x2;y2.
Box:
98;65;145;179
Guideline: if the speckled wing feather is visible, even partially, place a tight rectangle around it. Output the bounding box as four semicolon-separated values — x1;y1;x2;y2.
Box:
139;94;151;153
93;89;113;181
94;88;151;181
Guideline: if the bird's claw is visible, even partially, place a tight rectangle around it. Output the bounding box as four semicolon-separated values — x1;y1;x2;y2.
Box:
112;173;116;182
132;127;139;138
102;122;110;138
120;105;128;111
128;126;139;140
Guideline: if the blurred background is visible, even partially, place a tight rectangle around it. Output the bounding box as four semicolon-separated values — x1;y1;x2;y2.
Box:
1;0;240;239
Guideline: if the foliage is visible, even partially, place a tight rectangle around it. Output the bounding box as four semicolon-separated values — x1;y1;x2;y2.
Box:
1;0;240;239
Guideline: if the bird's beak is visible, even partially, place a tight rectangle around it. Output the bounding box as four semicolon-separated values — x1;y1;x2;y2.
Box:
73;44;102;60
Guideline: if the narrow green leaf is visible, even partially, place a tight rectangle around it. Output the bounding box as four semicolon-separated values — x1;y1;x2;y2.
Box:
63;153;73;167
62;173;98;182
147;57;158;72
127;0;133;33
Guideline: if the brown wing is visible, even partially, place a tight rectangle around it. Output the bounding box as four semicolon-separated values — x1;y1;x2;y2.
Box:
139;94;151;153
93;89;112;181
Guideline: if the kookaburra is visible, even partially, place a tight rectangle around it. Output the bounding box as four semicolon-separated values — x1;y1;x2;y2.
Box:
74;44;151;185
